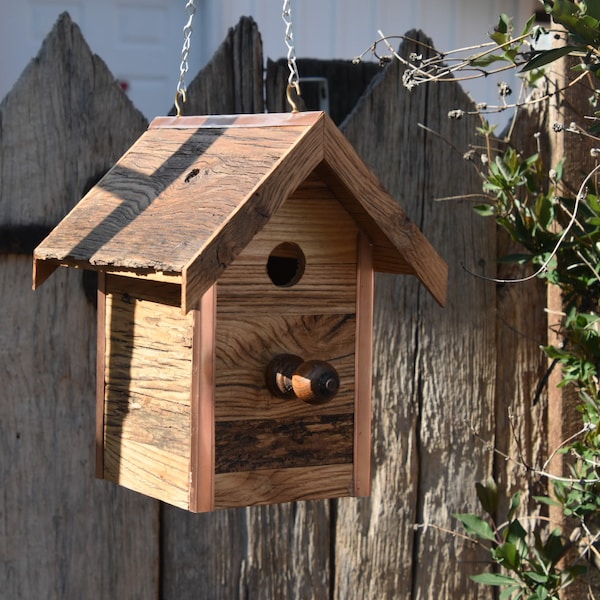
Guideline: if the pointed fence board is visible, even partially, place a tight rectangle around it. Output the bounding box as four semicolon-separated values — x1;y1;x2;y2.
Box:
334;31;496;598
0;13;157;599
173;15;264;117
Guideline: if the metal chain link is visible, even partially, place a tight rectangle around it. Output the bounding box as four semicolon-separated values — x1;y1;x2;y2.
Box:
175;0;197;116
282;0;301;111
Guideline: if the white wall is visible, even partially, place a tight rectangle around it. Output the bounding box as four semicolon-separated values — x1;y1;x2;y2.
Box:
0;0;540;119
0;0;202;119
204;0;539;119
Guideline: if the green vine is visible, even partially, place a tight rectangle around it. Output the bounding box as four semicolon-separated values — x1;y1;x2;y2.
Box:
358;1;600;597
458;3;600;597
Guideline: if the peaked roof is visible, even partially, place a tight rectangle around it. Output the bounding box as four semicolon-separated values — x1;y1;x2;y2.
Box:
33;111;447;312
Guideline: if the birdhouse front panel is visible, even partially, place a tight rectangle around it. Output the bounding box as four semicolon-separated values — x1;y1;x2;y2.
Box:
210;172;372;509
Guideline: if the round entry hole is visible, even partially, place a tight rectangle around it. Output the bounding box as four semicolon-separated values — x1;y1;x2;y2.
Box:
267;242;306;287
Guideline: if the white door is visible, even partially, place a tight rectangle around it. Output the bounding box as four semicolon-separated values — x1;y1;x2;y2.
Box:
0;0;203;118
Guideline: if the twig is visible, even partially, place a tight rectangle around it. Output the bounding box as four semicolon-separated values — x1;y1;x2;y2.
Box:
542;424;595;472
470;422;600;484
461;163;600;284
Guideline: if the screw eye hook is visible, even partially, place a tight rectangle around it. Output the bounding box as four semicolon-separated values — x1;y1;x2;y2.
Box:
175;89;187;118
286;81;302;113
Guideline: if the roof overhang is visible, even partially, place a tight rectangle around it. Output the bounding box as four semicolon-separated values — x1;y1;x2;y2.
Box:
33;111;447;311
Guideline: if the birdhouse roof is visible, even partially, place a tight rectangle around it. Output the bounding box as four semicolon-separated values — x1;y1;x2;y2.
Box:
33;111;446;311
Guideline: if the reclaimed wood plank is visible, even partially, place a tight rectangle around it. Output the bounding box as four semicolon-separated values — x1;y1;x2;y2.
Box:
214;464;354;508
215;414;354;473
104;436;190;509
214;313;356;421
0;13;157;599
103;277;194;506
334;31;495;599
180;15;264;117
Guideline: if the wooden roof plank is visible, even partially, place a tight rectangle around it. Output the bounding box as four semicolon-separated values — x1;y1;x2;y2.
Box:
321;116;448;306
33;111;447;309
34;117;317;276
181;115;326;312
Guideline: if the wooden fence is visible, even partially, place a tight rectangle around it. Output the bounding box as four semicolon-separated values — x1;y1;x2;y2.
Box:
0;13;548;599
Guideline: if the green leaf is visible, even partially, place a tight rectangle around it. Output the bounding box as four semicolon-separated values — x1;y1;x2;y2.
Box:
498;253;533;264
500;586;522;600
495;541;520;569
524;571;549;584
544;529;566;563
453;513;497;541
532;495;561;508
521;46;580;72
522;13;537;37
508;491;521;521
588;193;600;215
546;1;600;44
476;478;499;515
505;518;527;544
470;572;518;586
469;53;506;67
585;0;600;21
535;194;555;230
473;204;496;217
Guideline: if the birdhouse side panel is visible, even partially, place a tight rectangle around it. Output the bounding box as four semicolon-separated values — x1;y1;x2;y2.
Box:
100;275;194;509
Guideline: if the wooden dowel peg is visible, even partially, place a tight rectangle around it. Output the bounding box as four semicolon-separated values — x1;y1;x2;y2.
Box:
265;354;340;405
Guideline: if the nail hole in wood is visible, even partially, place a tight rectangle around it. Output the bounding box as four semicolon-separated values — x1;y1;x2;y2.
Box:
184;168;200;183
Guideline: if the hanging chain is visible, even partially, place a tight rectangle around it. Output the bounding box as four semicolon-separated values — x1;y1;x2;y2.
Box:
282;0;301;112
175;0;197;117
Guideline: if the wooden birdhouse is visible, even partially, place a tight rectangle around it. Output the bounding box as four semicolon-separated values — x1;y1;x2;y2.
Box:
33;111;446;512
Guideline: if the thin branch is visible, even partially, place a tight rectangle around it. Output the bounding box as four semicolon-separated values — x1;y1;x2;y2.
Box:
542;424;595;472
470;422;600;484
433;193;490;202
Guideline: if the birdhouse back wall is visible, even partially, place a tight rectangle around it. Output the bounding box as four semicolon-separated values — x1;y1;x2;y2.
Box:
97;174;374;511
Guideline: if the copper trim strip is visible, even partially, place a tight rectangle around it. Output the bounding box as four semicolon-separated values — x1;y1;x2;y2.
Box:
190;284;217;512
353;233;374;496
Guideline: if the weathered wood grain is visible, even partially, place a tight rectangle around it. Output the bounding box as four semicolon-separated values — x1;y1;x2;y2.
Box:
103;277;194;507
334;31;496;599
0;13;157;599
215;313;356;420
493;103;549;523
34;124;316;272
215;414;354;473
179;16;264;117
215;464;354;508
215;190;359;314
